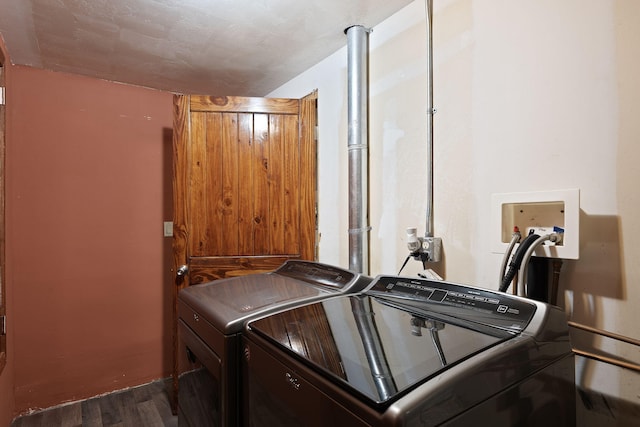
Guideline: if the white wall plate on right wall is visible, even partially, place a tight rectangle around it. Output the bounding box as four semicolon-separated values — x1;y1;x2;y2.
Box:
491;189;580;260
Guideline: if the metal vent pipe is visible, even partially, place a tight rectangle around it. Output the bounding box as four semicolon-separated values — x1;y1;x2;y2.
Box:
345;25;370;274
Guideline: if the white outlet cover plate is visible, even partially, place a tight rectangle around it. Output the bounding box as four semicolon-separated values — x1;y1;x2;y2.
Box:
491;189;580;260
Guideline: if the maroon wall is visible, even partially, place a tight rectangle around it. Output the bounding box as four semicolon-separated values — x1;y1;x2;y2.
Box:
0;33;15;427
5;65;174;415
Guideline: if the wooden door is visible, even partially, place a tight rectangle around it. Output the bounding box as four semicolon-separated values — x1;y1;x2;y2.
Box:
173;94;317;284
171;93;317;410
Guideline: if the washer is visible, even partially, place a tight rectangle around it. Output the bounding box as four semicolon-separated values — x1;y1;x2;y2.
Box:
177;260;372;426
243;275;575;426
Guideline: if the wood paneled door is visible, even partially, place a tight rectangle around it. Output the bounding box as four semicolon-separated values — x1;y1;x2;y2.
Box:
171;93;318;410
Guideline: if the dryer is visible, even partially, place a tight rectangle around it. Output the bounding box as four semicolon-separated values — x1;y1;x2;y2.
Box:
177;260;372;426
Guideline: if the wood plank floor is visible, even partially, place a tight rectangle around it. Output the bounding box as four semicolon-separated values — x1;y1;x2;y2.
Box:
10;379;177;427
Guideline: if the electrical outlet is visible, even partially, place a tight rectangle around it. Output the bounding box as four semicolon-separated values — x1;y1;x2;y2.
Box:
405;227;442;263
423;237;442;262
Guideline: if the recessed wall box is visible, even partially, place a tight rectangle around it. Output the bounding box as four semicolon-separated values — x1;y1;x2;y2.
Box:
491;189;579;259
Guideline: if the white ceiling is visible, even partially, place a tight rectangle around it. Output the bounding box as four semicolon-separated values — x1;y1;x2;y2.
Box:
0;0;414;95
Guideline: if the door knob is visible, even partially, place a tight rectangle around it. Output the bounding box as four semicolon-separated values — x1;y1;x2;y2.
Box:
177;265;188;277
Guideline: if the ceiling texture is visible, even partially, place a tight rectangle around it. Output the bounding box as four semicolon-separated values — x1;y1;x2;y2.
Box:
0;0;414;95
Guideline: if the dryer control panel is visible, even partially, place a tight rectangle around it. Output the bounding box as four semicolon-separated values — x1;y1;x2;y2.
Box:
276;260;359;289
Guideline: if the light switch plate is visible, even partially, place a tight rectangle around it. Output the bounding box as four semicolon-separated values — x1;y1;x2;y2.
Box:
163;221;173;237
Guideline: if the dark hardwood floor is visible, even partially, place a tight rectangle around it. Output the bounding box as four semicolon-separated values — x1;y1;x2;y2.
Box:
10;378;177;427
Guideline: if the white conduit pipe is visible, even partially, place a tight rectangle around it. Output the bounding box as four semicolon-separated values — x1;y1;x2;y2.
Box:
424;0;435;239
346;25;371;274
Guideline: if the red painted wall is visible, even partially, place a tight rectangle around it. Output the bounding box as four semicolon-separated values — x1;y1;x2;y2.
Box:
5;65;174;415
0;33;15;427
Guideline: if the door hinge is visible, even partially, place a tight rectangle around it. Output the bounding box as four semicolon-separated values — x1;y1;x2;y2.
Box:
0;315;5;336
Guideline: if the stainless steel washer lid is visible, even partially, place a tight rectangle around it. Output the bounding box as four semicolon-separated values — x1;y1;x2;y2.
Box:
179;260;370;335
248;294;511;406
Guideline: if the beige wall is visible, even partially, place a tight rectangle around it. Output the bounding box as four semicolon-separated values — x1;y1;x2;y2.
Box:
269;0;640;402
5;66;174;415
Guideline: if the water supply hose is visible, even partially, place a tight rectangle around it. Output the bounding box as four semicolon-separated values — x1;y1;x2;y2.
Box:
499;231;540;293
499;227;521;289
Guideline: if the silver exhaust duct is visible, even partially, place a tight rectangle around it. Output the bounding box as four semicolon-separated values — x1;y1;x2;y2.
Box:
345;25;371;274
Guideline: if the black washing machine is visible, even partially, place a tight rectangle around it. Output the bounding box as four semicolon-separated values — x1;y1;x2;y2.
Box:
177;260;372;426
243;275;575;426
